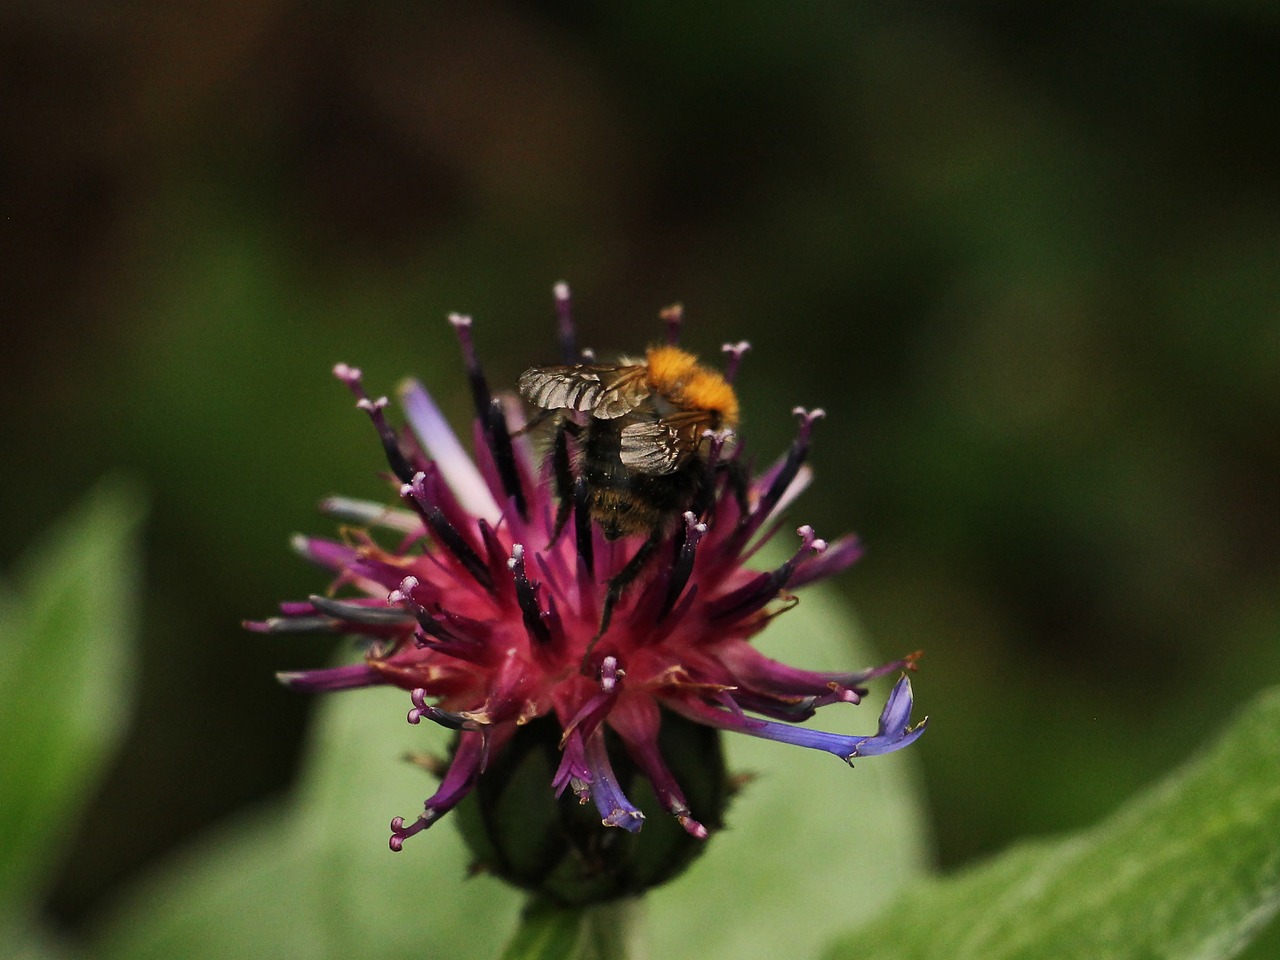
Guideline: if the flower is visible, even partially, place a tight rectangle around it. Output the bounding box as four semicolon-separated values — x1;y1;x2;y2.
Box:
248;284;926;898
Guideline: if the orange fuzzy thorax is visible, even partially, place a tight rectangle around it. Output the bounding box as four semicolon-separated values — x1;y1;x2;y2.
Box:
644;345;740;428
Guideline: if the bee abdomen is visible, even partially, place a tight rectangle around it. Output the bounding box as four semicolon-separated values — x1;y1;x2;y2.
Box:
589;488;665;540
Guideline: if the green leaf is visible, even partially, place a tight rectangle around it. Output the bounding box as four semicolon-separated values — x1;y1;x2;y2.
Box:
8;920;81;960
94;564;929;960
824;685;1280;960
93;677;523;960
0;478;146;913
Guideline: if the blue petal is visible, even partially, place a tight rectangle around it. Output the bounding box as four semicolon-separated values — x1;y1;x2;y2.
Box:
685;675;927;762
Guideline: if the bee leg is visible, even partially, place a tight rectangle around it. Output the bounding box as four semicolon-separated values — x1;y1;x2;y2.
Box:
550;418;581;543
596;528;662;637
510;406;558;438
702;457;750;524
723;457;751;522
689;461;717;520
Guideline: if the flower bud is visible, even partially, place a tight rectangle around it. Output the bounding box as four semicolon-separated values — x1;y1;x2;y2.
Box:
454;712;728;906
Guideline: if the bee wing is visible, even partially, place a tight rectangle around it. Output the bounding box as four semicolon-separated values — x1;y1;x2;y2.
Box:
619;411;715;475
517;364;650;419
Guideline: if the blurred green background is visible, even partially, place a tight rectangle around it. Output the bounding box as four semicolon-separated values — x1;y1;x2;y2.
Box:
3;0;1278;942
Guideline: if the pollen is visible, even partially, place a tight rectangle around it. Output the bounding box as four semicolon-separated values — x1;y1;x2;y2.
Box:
644;345;741;428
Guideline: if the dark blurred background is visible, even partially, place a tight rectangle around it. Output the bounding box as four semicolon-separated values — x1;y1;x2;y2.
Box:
3;0;1278;939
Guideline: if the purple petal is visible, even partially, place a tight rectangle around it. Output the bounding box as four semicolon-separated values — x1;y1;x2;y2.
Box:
276;663;382;692
291;535;358;570
552;728;592;799
389;729;488;851
754;463;813;526
788;534;864;588
399;379;501;524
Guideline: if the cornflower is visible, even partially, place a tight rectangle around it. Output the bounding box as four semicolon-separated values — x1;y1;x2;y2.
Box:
248;285;925;903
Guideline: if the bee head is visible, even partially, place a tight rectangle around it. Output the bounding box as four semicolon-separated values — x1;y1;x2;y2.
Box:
644;345;740;429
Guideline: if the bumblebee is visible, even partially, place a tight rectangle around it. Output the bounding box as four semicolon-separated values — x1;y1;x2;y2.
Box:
519;341;744;635
518;343;740;541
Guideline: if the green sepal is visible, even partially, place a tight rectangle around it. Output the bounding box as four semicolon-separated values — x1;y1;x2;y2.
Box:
456;711;728;906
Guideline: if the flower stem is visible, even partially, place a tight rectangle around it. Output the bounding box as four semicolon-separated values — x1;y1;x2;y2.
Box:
581;898;646;960
500;897;646;960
